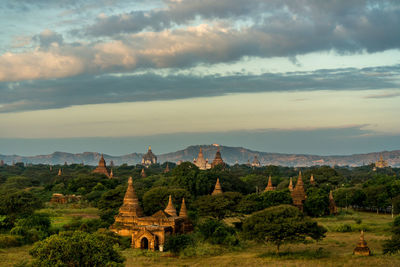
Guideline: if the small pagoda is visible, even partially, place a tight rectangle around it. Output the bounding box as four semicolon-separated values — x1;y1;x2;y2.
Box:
310;174;316;186
353;231;371;256
212;178;223;195
163;163;170;173
291;171;307;211
264;175;275;191
164;195;177;217
211;147;225;168
329;190;338;215
141;168;147;178
57;169;62;176
288;177;294;191
92;154;111;178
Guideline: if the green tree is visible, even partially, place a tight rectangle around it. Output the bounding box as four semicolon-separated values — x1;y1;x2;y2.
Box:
242;205;326;253
30;231;125;266
0;190;42;222
383;216;400;254
304;188;330;217
194;192;243;220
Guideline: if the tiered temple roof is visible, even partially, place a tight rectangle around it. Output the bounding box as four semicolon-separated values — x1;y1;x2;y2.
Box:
193;147;211;170
375;155;389;168
353;231;371;256
142;146;157;167
264;175;275;191
92;154;111;178
212;178;223;195
291;171;307;210
116;177;143;220
251;156;261;167
211;147;225;168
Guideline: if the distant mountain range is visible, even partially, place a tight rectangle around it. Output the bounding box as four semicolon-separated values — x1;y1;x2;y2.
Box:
1;145;399;167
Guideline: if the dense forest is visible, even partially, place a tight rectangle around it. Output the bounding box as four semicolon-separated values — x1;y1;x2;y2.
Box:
1;161;400;265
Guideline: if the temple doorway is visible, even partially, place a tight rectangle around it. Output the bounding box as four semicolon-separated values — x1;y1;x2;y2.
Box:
140;237;149;249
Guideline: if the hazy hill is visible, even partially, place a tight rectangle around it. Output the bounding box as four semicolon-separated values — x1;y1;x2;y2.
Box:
1;145;399;167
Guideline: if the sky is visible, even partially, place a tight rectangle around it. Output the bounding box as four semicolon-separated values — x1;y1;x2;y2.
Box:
0;0;400;156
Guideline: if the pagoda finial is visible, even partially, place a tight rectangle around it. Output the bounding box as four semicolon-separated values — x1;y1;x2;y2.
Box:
179;198;188;218
149;145;151;151
288;177;293;191
212;178;223;195
265;175;275;191
164;195;177;216
310;174;315;185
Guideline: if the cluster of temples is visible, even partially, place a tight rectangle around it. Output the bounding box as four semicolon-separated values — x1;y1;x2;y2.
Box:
193;147;226;170
110;177;192;251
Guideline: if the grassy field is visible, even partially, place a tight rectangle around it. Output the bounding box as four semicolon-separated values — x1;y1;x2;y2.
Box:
1;209;400;267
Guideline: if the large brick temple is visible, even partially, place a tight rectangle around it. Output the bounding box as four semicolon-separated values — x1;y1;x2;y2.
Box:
110;177;192;251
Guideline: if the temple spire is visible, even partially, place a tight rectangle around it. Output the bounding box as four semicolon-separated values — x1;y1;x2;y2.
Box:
164;195;177;216
264;175;275;191
110;169;114;178
179;198;188;218
310;174;316;185
141;168;146;178
58;169;62;176
120;177;143;217
288;177;293;191
212;178;223;195
291;171;307;210
353;230;371;255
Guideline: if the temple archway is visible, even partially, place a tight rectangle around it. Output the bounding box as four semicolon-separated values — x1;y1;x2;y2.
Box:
140;237;149;249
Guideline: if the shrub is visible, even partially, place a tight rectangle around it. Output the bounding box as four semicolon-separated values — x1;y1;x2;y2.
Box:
30;231;125;266
197;219;239;246
164;234;194;254
0;234;21;248
334;224;353;232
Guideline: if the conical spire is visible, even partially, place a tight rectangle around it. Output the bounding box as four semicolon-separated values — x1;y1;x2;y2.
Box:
119;177;143;217
164;163;170;173
329;190;338;214
212;178;223;195
141;168;146;178
310;174;316;185
288;177;293;191
58;169;62;176
110;169;114;178
291;171;307;210
179;198;188;218
211;147;225;168
164;195;177;216
264;175;275;191
98;154;106;167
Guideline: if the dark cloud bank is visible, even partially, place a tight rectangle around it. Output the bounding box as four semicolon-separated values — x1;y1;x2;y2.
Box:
0;65;399;112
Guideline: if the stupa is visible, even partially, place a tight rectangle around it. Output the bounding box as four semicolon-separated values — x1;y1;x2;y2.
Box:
353;231;371;256
211;178;223;195
264;175;275;191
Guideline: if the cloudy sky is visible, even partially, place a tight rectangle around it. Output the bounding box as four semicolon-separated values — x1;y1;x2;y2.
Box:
0;0;399;156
